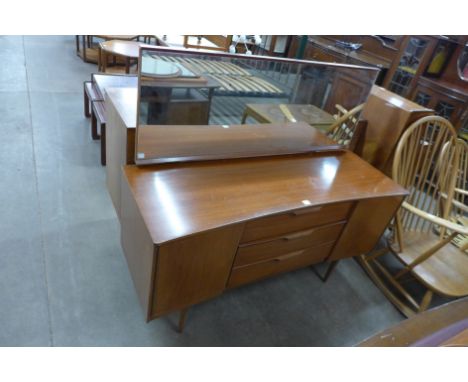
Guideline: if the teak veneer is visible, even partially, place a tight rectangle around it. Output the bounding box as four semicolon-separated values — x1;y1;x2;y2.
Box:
119;151;407;324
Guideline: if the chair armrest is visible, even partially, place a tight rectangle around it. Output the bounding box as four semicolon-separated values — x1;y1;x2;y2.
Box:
402;202;468;235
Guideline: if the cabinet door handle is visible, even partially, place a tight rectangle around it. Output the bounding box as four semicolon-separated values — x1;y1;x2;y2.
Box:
274;250;306;261
292;206;322;216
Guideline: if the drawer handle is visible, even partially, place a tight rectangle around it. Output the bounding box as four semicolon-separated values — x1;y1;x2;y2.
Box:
292;206;322;216
274;250;306;262
282;228;316;241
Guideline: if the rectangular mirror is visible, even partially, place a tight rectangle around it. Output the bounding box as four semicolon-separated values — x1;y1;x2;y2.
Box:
135;46;380;164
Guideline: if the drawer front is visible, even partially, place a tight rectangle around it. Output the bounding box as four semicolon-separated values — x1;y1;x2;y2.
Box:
235;221;345;267
240;201;353;244
228;242;335;289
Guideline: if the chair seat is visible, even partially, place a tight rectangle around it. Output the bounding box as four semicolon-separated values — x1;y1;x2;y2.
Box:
391;231;468;297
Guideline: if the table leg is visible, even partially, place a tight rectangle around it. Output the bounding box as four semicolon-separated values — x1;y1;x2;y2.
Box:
100;123;106;166
241;110;248;124
178;308;189;333
82;35;87;62
98;47;102;72
91;109;99;140
84;84;90;118
125;57;130;74
75;35;79;54
102;51;107;73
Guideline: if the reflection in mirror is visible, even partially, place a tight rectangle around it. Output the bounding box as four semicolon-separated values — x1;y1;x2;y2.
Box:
458;44;468;81
136;47;379;164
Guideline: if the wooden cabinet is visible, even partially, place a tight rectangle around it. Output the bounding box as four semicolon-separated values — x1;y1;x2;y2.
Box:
412;78;468;130
382;36;467;132
361;85;433;175
118;152;407;322
383;36;438;98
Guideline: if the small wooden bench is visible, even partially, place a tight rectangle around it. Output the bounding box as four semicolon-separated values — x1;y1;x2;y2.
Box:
83;74;138;166
83;81;102;118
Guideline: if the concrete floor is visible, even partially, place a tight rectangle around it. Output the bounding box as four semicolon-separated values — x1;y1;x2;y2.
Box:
0;35;404;346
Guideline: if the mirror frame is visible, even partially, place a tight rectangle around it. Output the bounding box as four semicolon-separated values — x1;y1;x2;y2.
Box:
135;45;380;165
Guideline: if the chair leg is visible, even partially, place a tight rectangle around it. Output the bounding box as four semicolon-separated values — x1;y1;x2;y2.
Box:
178;308;189;333
358;254;419;318
419;290;433;312
312;261;339;282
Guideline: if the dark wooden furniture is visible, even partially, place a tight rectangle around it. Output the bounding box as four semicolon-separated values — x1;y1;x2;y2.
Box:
358;297;468;346
287;35;398;85
240;103;335;131
118;151;407;330
412;77;468;132
382;36;468;131
83;74;137;165
360;85;433;175
285;36;467;133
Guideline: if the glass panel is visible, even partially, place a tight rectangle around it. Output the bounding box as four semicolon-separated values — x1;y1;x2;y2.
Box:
136;46;379;164
423;40;455;78
434;101;455;120
414;91;432;107
458;44;468;81
389;37;429;96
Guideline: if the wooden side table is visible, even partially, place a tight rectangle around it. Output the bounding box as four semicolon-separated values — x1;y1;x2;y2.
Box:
98;40;142;73
76;35;140;64
241;103;336;132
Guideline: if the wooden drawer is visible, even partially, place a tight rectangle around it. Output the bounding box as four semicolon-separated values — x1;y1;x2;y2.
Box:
235;221;345;267
240;201;353;244
228;242;335;288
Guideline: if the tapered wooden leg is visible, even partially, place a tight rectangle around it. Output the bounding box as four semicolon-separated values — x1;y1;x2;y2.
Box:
178;308;189;333
419;290;433;312
312;261;339;282
241;111;248;124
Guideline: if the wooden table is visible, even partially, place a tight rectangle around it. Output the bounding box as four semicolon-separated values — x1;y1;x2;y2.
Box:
358;297;468;346
99;40;144;74
241;103;336;132
76;35;140;64
118;150;407;330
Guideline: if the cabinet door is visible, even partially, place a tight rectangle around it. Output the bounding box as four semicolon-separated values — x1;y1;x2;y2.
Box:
385;37;434;97
152;225;244;317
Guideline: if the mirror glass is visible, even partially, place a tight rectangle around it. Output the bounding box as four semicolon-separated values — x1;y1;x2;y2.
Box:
136;46;380;164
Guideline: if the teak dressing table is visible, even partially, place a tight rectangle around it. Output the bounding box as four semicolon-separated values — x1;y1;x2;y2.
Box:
119;151;407;331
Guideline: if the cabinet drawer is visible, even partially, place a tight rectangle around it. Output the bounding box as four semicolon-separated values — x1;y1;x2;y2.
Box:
240;201;352;243
228;242;335;288
235;221;345;267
